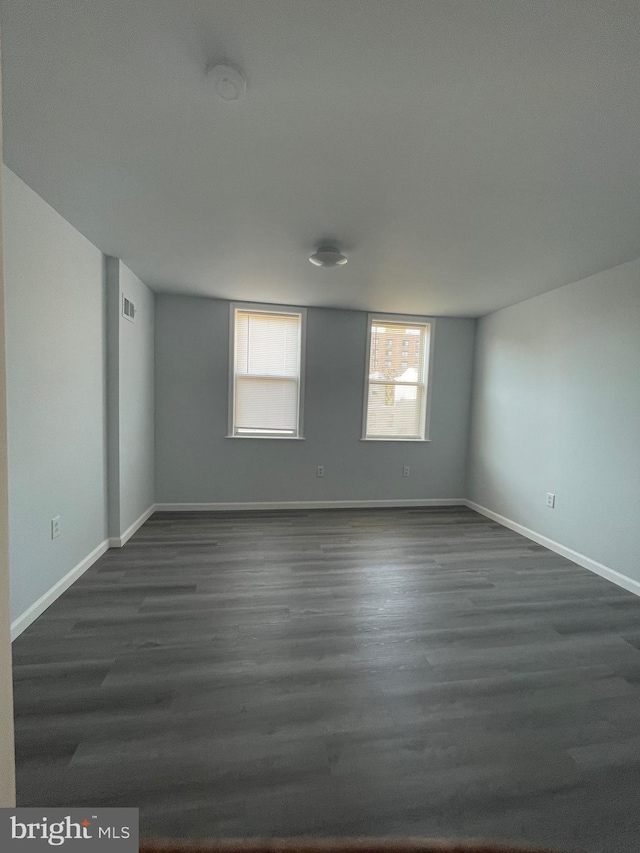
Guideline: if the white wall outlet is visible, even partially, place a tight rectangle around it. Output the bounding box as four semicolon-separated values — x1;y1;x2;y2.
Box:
51;516;61;539
316;465;324;478
403;466;410;477
546;493;556;508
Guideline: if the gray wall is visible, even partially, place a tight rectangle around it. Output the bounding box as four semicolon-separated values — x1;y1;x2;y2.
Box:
468;257;640;581
107;259;154;537
155;296;475;503
3;166;108;622
0;82;17;804
118;264;155;531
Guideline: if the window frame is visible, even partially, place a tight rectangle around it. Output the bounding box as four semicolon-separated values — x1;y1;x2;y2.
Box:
228;301;307;440
361;313;435;442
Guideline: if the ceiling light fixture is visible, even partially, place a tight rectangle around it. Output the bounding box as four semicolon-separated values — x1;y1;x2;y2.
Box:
309;246;348;268
207;63;247;102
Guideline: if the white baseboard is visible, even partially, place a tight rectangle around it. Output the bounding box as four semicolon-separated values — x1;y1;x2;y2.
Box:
11;539;110;640
12;500;637;641
10;500;463;641
465;500;640;598
154;498;466;512
108;504;156;548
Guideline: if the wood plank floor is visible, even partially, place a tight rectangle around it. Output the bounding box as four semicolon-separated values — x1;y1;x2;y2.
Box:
11;508;640;851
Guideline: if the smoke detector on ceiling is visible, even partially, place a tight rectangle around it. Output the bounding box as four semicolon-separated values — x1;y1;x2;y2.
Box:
207;63;246;102
309;246;348;268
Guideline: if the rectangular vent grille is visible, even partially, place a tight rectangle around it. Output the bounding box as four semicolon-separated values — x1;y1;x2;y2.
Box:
122;295;136;322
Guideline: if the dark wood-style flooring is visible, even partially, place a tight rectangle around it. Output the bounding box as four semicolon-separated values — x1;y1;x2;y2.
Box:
11;508;640;851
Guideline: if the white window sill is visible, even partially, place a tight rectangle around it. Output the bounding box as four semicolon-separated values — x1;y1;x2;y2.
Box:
360;437;431;442
226;435;305;440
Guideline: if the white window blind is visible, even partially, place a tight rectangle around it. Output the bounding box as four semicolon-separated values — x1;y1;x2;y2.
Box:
231;307;304;437
364;317;432;440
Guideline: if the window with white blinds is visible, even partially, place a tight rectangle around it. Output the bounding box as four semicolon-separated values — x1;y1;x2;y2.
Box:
230;305;305;438
363;316;433;440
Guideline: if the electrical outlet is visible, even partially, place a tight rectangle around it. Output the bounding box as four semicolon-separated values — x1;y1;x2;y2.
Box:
316;465;324;478
51;516;61;539
403;466;410;477
546;493;556;508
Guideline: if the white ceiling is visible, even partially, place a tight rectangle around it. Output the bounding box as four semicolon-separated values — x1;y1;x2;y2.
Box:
2;0;640;316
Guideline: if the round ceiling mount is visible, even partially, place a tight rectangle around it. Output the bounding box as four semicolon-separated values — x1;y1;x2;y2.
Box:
309;246;348;268
207;63;246;102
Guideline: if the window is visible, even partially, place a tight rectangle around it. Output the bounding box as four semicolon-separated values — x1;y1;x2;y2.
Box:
364;316;433;440
229;304;305;438
386;339;393;345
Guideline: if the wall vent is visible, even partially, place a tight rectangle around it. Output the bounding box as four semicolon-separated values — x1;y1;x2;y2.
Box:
122;294;136;322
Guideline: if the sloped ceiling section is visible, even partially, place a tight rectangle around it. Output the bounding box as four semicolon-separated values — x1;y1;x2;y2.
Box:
2;0;640;316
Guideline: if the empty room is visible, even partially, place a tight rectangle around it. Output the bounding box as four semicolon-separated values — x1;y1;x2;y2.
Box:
0;2;639;852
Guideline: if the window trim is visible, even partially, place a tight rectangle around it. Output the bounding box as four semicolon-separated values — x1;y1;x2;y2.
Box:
361;313;435;442
227;301;307;439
